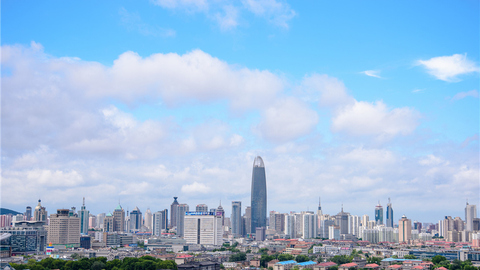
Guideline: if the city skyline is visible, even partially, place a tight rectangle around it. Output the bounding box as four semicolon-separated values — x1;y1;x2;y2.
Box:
1;1;479;223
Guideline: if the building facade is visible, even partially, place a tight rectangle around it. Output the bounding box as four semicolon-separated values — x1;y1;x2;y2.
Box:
184;212;222;245
47;209;80;247
251;156;267;234
231;201;242;237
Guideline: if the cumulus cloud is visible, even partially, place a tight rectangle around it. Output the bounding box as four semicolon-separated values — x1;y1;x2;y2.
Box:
256;97;319;142
417;54;479;82
181;181;211;193
331;101;420;138
298;74;355;108
361;70;382;78
451;90;479;101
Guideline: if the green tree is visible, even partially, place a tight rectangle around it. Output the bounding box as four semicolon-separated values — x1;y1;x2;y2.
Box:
277;254;295;262
92;261;107;270
432;256;447;265
296;255;310;263
229;252;247;262
328;266;339;270
259;248;269;254
404;255;417;260
367;257;382;265
330;255;352;265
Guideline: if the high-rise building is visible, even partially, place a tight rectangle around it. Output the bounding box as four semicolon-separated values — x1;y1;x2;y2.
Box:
335;206;349;235
251;156;267;233
89;214;96;229
104;213;114;232
284;214;295;238
398;215;412;243
34;199;48;222
349;215;361;236
216;203;225;225
196;204;209;212
362;215;369;227
113;204;125;232
243;206;252;236
25;206;32;221
144;208;153;231
184;212;223;245
176;203;189;237
302;213;317;239
47;209;80;247
130;207;142;231
96;213;106;229
170;197;179;228
386;198;393;228
465;203;477;231
375;202;383;225
153;209;168;236
78;198;89;235
231;201;242;237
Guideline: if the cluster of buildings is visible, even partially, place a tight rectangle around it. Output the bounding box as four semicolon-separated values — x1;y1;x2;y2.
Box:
1;156;479;267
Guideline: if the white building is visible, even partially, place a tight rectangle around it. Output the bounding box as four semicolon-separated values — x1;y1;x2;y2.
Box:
184;212;222;245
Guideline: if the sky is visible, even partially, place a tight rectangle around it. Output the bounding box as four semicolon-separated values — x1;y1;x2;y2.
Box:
1;0;479;223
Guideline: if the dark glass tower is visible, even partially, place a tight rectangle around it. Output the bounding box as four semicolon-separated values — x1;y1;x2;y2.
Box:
386;198;394;227
251;156;267;233
375;201;383;225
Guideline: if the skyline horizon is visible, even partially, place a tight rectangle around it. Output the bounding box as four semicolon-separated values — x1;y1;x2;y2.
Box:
2;1;478;226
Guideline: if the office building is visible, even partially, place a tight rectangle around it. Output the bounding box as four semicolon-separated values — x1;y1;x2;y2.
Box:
398;215;412;243
78;198;89;235
243;206;252;236
113;204;125;232
231;201;242;237
25;207;32;221
284;214;296;238
335;207;349;235
130;206;142;231
170;197;179;228
184;212;222;245
96;213;106;229
386;198;393;228
196;204;209;212
47;209;80;247
251;156;267;233
176;203;189;237
153;209;168;236
465;203;477;231
302;213;317;239
33;199;47;222
375;202;383;225
216;203;225;225
144;208;153;231
0;221;47;256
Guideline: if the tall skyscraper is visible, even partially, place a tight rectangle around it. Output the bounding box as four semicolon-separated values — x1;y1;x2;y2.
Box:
176;203;189;237
196;204;209;212
398;215;412;243
96;213;106;229
386;198;394;228
153;210;168;236
130;207;143;231
216;203;225;225
144;208;153;231
335;206;349;235
78;198;89;235
231;201;242;237
47;209;80;247
34;199;48;222
113;204;125;232
317;197;323;217
25;206;32;221
251;156;267;233
243;206;252;236
465;202;477;231
184;212;223;245
375;201;383;225
170;197;179;228
284;214;296;238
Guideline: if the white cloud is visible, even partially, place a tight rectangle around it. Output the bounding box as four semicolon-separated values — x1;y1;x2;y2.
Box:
417;54;479;82
419;155;446;166
242;0;296;28
298;73;355;108
451;90;479;101
214;5;239;31
362;70;382;78
181;181;211;193
257;97;319;142
331;100;420;138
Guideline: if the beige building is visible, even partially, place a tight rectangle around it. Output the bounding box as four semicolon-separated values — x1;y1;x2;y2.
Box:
398;215;411;243
47;209;80;247
184;213;222;245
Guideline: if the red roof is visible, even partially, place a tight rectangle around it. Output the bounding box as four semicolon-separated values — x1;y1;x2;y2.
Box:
177;254;193;258
437;268;448;270
340;263;358;267
365;264;379;267
388;265;402;269
318;262;337;267
412;266;424;269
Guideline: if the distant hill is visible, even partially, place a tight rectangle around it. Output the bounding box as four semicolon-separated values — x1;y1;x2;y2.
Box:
0;208;22;215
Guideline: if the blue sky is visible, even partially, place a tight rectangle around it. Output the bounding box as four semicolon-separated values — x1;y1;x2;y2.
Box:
1;0;479;223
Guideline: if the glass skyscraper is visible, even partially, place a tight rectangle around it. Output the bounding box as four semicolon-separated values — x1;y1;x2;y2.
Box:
375;201;383;225
251;156;267;233
386;198;394;227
